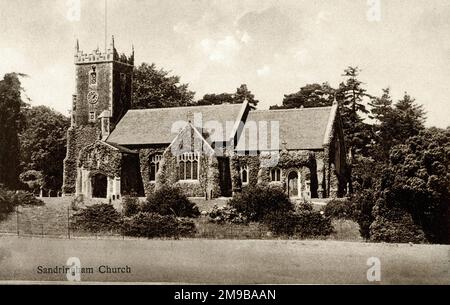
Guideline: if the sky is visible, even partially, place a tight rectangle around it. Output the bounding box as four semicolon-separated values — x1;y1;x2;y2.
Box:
0;0;449;128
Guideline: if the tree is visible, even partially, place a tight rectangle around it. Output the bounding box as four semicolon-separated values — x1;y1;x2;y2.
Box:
197;93;234;106
369;87;395;160
197;84;259;109
336;67;372;161
234;84;259;109
132;63;195;109
19;106;70;191
370;127;450;243
270;83;335;109
390;92;426;142
0;73;27;189
369;90;426;161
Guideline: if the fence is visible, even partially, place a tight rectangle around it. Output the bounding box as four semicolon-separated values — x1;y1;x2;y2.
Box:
0;201;342;241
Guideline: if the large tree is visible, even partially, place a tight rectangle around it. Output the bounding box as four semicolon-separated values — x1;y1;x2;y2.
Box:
0;73;27;188
370;127;450;243
19;106;70;192
336;66;372;161
270;83;335;109
369;89;426;161
132;63;195;109
197;84;259;109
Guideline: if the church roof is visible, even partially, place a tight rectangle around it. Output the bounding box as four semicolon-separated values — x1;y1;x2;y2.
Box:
235;106;336;151
107;103;246;146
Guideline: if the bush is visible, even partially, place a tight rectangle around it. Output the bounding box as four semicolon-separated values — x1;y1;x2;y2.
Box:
208;205;248;224
0;186;15;221
10;190;44;206
141;186;200;218
369;208;427;243
349;190;376;240
229;185;293;222
323;199;353;220
0;187;44;221
122;212;196;238
264;209;333;238
122;196;141;217
71;204;121;233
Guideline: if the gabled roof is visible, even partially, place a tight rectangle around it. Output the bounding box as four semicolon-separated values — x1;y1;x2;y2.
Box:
235;105;336;151
107;103;246;146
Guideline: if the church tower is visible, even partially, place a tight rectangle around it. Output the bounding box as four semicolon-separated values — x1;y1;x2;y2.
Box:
62;37;134;196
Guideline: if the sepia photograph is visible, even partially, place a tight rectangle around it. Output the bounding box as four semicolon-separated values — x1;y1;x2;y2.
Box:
0;0;449;294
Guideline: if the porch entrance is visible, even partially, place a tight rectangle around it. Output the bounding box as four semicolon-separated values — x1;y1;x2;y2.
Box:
217;157;232;197
288;171;299;198
91;173;107;198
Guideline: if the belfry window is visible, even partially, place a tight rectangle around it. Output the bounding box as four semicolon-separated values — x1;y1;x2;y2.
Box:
149;155;162;182
178;152;199;180
270;168;281;182
240;165;248;185
89;66;97;86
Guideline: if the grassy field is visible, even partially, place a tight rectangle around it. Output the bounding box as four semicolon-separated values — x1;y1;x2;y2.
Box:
0;236;448;284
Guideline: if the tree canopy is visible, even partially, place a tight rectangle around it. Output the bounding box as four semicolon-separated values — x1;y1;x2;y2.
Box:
270;83;335;109
19;106;70;191
0;73;27;188
132;63;195;109
197;84;259;109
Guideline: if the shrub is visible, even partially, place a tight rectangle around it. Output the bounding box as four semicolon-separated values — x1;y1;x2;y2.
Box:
0;187;44;221
0;186;15;221
208;205;248;224
369;207;427;243
264;209;333;238
10;190;44;206
71;204;121;233
323;199;353;220
70;195;85;211
122;196;141;217
229;185;293;221
142;186;200;218
349;190;376;240
122;212;196;238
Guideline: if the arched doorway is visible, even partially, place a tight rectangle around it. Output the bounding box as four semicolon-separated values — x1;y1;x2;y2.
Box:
91;173;107;198
287;171;299;198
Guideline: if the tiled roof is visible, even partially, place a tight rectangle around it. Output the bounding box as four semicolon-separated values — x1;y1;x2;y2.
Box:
235;106;333;151
107;103;245;145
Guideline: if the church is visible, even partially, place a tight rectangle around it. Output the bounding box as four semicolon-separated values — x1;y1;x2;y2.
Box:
62;38;349;201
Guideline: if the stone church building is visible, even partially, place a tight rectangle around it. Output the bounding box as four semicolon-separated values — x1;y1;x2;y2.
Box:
62;39;349;200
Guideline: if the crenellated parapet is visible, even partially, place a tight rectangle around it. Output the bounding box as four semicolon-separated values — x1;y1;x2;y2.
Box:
74;36;134;65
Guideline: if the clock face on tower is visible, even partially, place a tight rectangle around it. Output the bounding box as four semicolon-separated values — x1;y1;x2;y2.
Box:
87;91;99;104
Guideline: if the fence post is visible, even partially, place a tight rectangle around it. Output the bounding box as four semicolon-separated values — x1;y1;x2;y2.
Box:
16;205;19;236
67;206;70;239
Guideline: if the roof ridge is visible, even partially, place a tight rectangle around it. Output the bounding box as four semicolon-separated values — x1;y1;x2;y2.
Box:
127;102;244;112
250;106;332;113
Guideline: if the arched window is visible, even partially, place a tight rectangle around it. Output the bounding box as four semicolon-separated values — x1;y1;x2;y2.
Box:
270;168;281;182
149;155;162;182
178;153;199;180
240;165;248;185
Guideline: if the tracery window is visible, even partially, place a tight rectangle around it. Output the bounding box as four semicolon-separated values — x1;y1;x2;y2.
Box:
240;165;248;185
270;168;281;182
178;152;199;180
149;155;162;182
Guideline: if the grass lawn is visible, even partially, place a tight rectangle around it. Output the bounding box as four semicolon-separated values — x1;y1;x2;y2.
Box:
0;236;448;284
